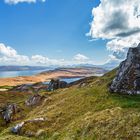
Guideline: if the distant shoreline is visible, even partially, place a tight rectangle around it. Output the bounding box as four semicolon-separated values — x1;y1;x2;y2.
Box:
0;67;107;86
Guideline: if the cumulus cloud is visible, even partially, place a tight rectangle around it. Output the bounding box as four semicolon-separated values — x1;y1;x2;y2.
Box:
0;44;17;57
31;55;49;64
88;0;140;39
88;0;140;63
0;43;29;65
73;54;89;62
106;36;140;61
31;55;67;66
0;43;93;66
4;0;46;4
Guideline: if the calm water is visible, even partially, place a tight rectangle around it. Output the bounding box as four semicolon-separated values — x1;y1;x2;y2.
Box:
0;70;47;78
0;70;83;83
60;77;82;83
43;77;82;84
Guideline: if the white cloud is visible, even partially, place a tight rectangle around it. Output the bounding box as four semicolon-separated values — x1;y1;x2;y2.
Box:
106;36;140;61
31;55;67;66
88;0;140;39
4;0;46;4
31;55;49;64
0;43;29;65
73;54;89;62
0;43;17;57
88;0;140;63
0;43;94;66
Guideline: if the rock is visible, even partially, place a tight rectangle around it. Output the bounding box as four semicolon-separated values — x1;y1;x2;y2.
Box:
110;43;140;94
35;129;46;137
25;94;45;106
1;104;20;124
11;122;24;134
11;84;32;92
11;118;46;136
48;79;67;91
11;82;48;93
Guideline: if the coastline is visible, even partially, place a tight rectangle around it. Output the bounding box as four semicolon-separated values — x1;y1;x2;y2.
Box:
0;67;106;86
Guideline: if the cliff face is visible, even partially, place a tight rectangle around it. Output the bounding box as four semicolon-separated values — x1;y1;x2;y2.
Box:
110;43;140;94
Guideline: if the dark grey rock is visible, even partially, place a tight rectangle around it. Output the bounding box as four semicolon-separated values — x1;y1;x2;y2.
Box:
110;43;140;94
1;104;19;124
11;84;32;92
25;94;45;106
48;79;67;91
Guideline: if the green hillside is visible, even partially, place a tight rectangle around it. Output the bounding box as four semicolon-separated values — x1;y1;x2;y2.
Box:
1;69;140;140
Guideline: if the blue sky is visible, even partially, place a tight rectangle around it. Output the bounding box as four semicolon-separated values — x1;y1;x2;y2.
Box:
0;0;110;65
0;0;139;66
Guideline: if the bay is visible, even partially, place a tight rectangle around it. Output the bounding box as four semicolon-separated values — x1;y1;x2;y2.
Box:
0;70;47;78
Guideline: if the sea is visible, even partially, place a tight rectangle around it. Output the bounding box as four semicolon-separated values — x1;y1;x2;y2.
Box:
0;69;83;83
0;70;47;78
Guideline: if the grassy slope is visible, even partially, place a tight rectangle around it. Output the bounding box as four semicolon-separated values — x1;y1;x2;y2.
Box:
1;69;140;139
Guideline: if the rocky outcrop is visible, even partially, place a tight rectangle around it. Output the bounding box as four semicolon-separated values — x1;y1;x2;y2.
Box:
110;43;140;94
11;82;48;93
25;94;45;106
11;79;67;93
11;84;33;92
0;104;20;124
48;79;67;91
11;118;46;136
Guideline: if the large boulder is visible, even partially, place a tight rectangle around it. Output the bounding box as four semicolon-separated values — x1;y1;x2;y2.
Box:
110;43;140;94
48;79;67;91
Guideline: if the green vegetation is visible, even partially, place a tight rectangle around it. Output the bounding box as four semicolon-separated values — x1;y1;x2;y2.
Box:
1;69;140;139
0;85;14;90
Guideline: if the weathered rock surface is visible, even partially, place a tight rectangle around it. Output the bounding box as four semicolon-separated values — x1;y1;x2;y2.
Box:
110;43;140;94
0;104;20;124
11;82;48;93
11;118;46;136
11;122;25;134
48;79;67;91
25;94;45;106
11;84;32;92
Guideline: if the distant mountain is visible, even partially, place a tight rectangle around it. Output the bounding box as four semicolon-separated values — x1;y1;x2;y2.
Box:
100;60;120;70
69;63;120;71
0;63;118;72
70;64;96;68
0;66;50;71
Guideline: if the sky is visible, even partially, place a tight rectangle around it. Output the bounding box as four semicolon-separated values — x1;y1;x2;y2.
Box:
0;0;140;66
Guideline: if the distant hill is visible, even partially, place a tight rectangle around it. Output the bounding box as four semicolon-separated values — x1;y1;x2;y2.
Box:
0;66;50;71
100;60;120;70
71;62;120;71
0;64;118;72
40;67;107;77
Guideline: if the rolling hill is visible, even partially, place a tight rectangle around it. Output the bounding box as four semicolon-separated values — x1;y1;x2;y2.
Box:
0;68;140;139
